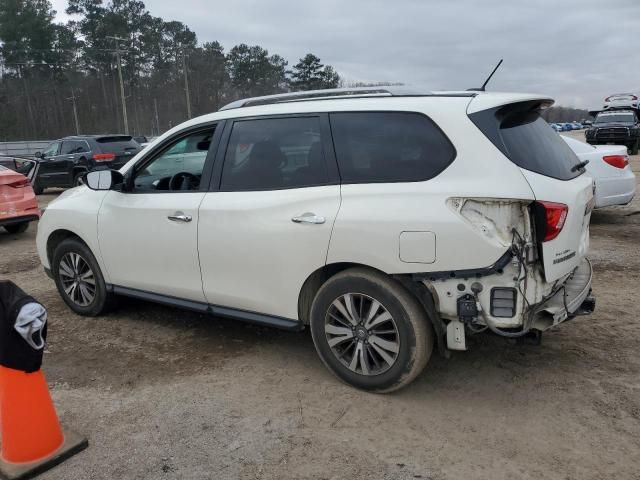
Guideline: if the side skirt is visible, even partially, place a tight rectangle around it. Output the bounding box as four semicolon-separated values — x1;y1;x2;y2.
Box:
107;284;304;331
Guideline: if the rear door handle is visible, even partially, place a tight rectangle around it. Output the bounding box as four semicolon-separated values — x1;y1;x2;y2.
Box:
168;211;192;223
291;212;325;224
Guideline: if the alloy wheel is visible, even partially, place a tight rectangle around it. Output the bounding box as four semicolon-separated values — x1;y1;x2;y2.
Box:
324;293;400;376
58;252;96;306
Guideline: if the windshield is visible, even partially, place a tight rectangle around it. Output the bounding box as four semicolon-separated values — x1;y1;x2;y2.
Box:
595;113;635;124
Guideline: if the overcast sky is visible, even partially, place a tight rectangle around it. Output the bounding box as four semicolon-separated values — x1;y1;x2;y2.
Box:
51;0;639;109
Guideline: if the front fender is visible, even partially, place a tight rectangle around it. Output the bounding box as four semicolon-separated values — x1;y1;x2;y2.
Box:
36;188;110;282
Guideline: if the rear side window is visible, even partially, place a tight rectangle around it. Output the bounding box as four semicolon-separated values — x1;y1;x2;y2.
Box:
470;102;582;180
96;136;140;153
220;116;328;191
329;112;455;184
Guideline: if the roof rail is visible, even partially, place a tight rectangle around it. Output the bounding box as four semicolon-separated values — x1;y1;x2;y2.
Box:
219;86;451;111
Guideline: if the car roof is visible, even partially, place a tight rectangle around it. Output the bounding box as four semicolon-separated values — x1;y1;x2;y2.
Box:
219;87;553;113
219;86;479;111
60;135;133;140
598;110;635;114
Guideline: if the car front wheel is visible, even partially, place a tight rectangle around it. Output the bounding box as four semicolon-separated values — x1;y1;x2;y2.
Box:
74;172;87;187
52;237;113;316
310;268;433;393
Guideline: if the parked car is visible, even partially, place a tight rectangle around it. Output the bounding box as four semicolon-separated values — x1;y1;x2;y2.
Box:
0;165;40;234
33;135;142;194
582;120;593;127
0;156;38;179
36;87;596;392
602;93;639;111
585;110;640;155
550;123;563;132
571;122;583;130
562;136;635;208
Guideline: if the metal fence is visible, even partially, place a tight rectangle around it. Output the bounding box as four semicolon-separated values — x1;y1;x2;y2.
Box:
0;141;51;157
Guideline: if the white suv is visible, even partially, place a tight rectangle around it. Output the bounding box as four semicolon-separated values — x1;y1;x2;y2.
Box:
36;87;596;392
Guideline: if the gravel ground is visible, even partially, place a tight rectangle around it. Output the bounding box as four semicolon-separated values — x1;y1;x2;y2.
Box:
0;130;638;480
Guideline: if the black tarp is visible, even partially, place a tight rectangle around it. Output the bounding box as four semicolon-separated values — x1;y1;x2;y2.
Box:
0;280;46;373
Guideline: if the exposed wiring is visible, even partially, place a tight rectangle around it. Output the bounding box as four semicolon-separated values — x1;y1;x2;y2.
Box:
473;228;533;338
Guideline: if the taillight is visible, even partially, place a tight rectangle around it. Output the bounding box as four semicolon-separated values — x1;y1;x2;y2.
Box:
536;201;568;242
602;154;629;169
93;153;116;162
8;178;30;188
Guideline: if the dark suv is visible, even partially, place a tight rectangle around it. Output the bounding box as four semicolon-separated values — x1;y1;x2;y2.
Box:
33;135;141;194
585;110;640;155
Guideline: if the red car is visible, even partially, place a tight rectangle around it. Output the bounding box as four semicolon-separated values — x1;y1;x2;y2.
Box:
0;165;40;234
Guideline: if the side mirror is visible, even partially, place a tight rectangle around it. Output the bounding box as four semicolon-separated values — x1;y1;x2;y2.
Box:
34;152;43;159
85;169;124;191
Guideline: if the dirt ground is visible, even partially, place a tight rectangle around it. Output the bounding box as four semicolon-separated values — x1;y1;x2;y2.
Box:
0;130;638;480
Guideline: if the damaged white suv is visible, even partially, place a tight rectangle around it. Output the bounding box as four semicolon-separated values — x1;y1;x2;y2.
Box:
36;87;596;392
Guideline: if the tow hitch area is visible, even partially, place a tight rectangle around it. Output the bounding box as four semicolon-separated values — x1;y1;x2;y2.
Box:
574;293;596;316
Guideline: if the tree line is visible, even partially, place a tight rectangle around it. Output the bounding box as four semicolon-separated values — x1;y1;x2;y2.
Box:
0;0;341;141
541;106;593;124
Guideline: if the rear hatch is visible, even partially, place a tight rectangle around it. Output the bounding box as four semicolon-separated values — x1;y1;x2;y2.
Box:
469;98;593;282
95;136;141;168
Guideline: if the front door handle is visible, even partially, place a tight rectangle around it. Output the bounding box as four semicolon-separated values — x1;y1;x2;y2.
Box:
168;211;192;223
291;212;325;224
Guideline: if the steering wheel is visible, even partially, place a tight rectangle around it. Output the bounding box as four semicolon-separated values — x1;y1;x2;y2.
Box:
168;172;199;191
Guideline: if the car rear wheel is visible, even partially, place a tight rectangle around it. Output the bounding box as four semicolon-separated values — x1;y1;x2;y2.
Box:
310;268;433;393
630;140;639;156
3;222;29;234
52;237;113;316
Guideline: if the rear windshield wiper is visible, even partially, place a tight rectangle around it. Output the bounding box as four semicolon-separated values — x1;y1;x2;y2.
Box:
571;159;589;172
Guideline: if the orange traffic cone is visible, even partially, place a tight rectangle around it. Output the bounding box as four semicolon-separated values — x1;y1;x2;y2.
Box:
0;366;88;480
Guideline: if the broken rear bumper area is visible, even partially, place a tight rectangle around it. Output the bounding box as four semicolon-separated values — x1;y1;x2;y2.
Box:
532;258;595;331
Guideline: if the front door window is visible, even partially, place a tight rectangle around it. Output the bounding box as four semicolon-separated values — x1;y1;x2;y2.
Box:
133;129;215;192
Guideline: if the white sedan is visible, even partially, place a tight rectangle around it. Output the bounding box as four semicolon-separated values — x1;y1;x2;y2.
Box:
562;135;636;208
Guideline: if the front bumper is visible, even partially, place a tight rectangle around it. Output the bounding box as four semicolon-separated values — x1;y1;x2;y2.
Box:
531;258;594;331
587;136;638;146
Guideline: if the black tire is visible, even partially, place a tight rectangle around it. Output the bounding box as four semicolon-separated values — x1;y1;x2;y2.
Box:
73;171;87;187
630;140;639;156
3;222;29;234
310;268;433;393
32;183;44;195
52;237;113;316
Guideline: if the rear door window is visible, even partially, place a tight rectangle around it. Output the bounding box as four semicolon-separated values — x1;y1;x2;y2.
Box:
329;112;455;184
220;116;328;191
